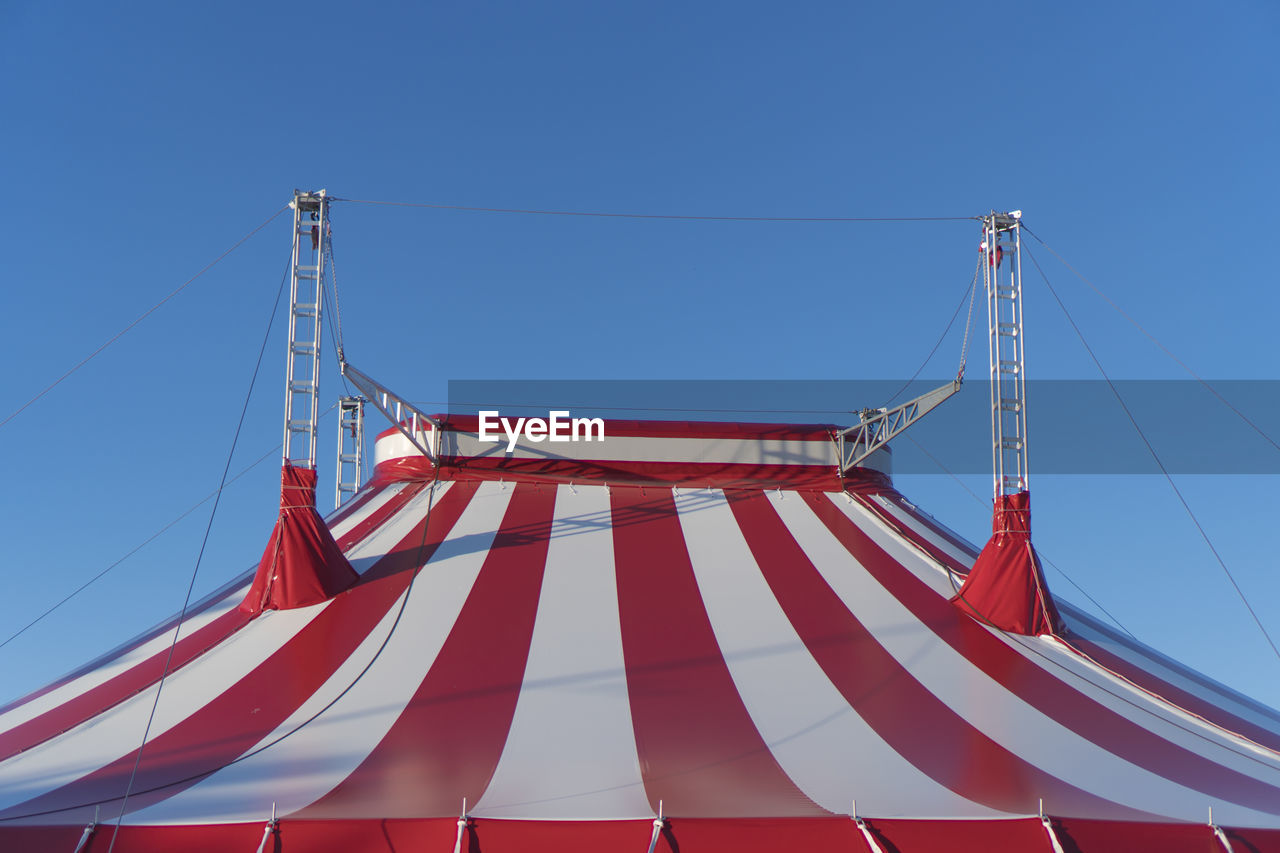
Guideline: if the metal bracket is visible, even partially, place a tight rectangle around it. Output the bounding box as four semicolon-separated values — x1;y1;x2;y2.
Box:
339;360;442;464
836;379;962;475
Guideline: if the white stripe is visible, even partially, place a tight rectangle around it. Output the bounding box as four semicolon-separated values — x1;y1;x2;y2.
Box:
874;492;1280;749
376;428;890;474
676;490;1001;818
774;493;1280;826
1066;611;1280;738
0;600;330;811
0;483;404;732
325;480;408;543
127;481;515;824
0;484;451;814
0;588;243;732
870;494;979;567
847;496;1280;784
473;484;650;819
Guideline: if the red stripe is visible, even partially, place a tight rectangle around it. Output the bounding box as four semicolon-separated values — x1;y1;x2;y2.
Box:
0;481;479;821
610;486;826;817
879;487;1280;752
385;415;840;442
809;491;1280;817
882;488;1280;747
849;488;976;575
869;816;1054;853
0;480;423;762
325;479;386;527
1070;633;1280;754
0;480;407;722
436;458;842;489
3;817;1277;853
882;493;981;560
855;486;1280;799
0;569;255;719
300;482;557;818
725;490;1141;817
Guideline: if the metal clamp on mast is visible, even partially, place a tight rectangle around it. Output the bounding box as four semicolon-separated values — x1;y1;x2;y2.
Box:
982;209;1029;498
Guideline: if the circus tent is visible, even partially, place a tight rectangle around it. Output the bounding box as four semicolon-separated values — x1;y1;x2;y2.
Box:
3;198;1280;853
3;417;1280;852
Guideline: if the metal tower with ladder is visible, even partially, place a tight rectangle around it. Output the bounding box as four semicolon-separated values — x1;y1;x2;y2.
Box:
335;395;366;508
282;189;329;473
982;209;1029;498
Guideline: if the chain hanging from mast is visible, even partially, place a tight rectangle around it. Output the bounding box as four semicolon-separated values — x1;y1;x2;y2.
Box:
282;189;329;470
983;209;1029;498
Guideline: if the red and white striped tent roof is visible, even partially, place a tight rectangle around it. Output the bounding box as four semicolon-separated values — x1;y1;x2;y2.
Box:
4;417;1280;852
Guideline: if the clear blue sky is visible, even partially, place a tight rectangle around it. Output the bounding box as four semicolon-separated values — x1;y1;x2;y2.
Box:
2;2;1279;707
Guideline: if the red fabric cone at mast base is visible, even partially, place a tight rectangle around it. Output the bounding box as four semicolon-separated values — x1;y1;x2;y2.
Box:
239;464;358;615
951;490;1062;636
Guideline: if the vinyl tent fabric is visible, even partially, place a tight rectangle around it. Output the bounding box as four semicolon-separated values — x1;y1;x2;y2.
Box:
951;490;1063;636
240;464;358;615
3;421;1280;851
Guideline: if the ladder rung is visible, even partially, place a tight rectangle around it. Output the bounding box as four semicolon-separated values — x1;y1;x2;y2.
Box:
996;286;1016;298
999;398;1021;412
290;343;317;355
998;360;1021;374
1001;438;1023;450
997;323;1019;336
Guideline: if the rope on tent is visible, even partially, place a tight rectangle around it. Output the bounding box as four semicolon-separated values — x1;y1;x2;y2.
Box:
105;249;291;853
332;196;977;223
645;800;665;853
1022;225;1280;457
1040;799;1066;853
0;204;290;432
1026;244;1280;671
851;801;886;853
1210;806;1236;853
253;803;277;853
452;799;469;853
71;806;97;853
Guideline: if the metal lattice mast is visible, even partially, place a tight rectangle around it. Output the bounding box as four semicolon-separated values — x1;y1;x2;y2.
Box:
983;210;1029;499
282;189;329;471
335;396;366;508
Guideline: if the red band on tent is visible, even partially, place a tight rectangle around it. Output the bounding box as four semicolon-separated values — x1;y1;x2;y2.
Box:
951;491;1061;636
611;486;827;817
240;465;359;615
815;491;1280;818
727;490;1140;818
303;482;556;818
0;481;481;822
